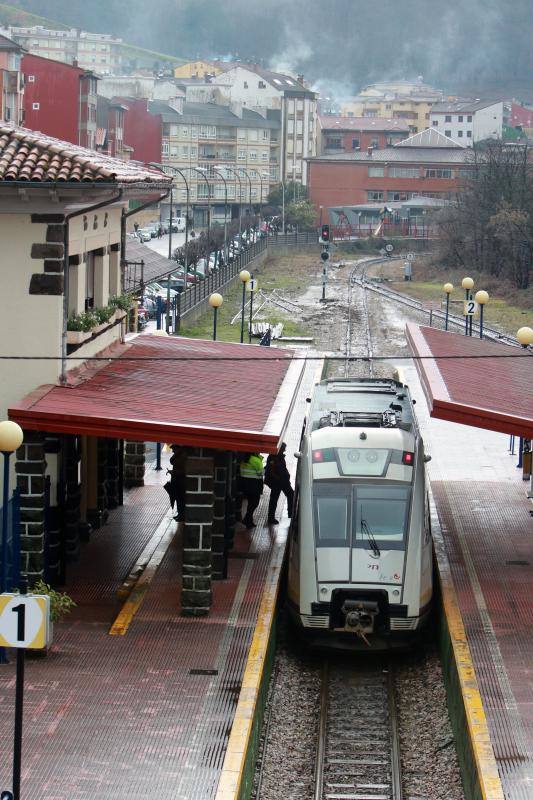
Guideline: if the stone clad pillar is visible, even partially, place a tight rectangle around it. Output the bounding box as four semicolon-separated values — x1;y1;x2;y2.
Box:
15;431;46;584
182;448;214;616
64;435;81;562
124;441;145;488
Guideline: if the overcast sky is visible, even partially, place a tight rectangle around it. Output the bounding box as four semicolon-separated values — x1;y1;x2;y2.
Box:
16;0;533;97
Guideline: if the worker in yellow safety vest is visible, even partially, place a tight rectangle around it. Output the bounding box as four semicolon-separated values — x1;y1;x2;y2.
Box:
239;452;264;528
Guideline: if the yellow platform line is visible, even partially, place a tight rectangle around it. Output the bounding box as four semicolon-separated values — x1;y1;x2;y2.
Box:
430;492;504;800
215;532;287;800
109;516;176;636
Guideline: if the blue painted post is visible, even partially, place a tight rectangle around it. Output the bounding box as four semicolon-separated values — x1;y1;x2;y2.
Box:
156;296;163;330
155;443;162;471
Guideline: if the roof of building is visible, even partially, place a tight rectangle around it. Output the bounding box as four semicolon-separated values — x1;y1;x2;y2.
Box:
0;124;171;184
8;334;302;453
220;63;315;96
431;99;501;114
319;115;410;133
148;100;280;129
406;324;533;438
308;147;471;164
0;33;23;52
125;238;175;286
396;128;465;148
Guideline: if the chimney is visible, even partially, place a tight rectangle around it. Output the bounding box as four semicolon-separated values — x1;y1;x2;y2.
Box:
297;73;305;86
367;146;373;157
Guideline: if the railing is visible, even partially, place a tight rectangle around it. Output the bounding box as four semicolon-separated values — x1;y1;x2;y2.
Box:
267;231;318;247
173;237;269;328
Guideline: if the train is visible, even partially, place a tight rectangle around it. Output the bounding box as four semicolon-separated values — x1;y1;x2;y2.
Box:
286;377;433;650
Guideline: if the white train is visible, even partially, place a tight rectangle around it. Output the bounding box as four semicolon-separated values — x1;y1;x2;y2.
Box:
287;377;433;650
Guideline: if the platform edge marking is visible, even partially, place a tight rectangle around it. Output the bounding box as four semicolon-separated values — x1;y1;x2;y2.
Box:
429;488;504;800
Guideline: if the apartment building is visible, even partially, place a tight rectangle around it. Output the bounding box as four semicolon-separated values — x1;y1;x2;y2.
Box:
174;60;224;80
5;26;122;74
214;65;317;184
22;53;98;148
340;81;443;134
150;99;281;226
430;99;504;143
318;115;410;154
0;34;24;125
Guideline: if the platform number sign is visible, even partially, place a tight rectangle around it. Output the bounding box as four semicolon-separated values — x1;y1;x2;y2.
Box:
0;594;51;649
464;299;479;317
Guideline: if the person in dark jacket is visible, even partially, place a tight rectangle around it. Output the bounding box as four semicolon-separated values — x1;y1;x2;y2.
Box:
265;442;293;524
169;445;187;521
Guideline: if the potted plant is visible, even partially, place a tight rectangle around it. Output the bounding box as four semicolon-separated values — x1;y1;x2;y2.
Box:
93;305;115;333
109;293;134;320
27;580;76;656
67;313;92;344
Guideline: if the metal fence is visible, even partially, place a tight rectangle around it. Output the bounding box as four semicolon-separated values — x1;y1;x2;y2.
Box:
267;231;318;247
1;488;20;592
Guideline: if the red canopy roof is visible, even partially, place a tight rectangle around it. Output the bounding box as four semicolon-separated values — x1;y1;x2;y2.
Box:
9;335;301;453
406;324;533;438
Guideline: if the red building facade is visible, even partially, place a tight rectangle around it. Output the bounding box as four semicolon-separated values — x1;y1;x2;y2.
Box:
318;115;410;155
308;130;470;221
115;98;162;166
22;53;97;148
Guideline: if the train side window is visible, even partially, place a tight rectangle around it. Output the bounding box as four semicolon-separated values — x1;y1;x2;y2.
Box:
313;483;350;546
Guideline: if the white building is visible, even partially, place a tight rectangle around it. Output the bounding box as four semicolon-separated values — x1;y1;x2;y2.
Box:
214;65;317;185
430;100;503;144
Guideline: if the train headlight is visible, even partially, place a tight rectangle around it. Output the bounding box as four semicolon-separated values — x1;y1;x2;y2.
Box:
365;450;378;463
346;449;360;463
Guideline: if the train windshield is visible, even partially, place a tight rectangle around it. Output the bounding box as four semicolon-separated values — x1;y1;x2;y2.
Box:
313;483;411;549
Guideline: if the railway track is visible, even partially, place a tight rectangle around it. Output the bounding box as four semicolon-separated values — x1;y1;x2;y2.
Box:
314;660;402;800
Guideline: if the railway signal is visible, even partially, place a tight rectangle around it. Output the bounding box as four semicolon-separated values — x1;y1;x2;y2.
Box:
320;224;330;243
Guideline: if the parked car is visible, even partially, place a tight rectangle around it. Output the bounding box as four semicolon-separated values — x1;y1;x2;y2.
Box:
137;228;152;242
146;223;160;238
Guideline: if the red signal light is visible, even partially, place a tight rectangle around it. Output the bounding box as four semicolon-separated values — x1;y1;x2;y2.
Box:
402;451;414;465
312;449;324;462
321;224;330;241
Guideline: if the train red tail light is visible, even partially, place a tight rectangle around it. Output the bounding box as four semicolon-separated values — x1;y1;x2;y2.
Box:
312;448;335;463
402;451;414;465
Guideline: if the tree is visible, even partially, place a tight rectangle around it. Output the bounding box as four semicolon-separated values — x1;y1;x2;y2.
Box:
285;199;317;230
267;181;308;208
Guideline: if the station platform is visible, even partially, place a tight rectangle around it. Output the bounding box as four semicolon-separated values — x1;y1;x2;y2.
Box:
403;361;533;800
0;360;317;800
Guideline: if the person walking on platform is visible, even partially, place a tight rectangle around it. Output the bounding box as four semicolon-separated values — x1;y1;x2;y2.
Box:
169;445;187;521
239;452;264;528
265;442;293;525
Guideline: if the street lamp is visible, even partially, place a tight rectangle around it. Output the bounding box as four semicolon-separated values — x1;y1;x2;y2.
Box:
209;292;223;341
443;282;453;331
474;290;489;339
0;420;24;594
517;326;533;347
239;269;251;343
236;166;253;241
211;166;229;265
193;167;212;272
259;171;270;231
461;277;474;336
218;165;243;251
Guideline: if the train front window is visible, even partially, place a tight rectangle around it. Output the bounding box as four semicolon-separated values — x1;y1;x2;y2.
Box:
353;486;410;546
313;484;349;546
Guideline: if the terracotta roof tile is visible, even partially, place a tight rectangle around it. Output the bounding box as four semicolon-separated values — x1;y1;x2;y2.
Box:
0;123;171;186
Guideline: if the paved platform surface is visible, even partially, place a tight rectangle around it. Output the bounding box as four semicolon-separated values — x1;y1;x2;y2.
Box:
0;362;316;800
403;361;533;800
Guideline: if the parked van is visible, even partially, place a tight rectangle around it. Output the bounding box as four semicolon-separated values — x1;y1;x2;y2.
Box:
165;217;186;233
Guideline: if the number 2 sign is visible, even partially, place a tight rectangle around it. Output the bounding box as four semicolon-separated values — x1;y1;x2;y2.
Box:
464;299;479;317
0;594;51;649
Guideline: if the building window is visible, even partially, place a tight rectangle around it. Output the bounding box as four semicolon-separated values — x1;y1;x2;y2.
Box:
243;81;248;88
85;252;95;310
425;168;452;178
445;115;452;122
368;166;385;177
367;191;384;201
352;138;360;149
27;75;35;83
458;115;463;122
238;149;246;160
388;191;408;201
432;120;438;126
457;130;463;137
162;141;169;156
389;167;420;178
445;130;452;137
262;129;269;139
258;81;266;88
326;137;342;149
32;102;40;110
467;130;472;138
261;151;268;161
170;146;178;156
467;115;472;122
250;150;257;160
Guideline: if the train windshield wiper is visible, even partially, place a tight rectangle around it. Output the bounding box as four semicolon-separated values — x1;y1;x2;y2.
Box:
361;518;381;557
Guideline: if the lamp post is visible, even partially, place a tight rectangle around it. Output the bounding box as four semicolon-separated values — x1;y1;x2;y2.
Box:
248;272;256;344
209;292;223;341
239;269;251;343
281;180;285;234
461;277;474;335
212;167;229;265
474;290;489;339
192;167;211;272
259;171;269;231
218;165;243;252
236;166;253;242
517;326;533;348
0;420;24;595
443;282;453;331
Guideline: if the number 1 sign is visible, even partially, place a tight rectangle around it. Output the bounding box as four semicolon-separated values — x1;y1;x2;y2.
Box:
0;594;51;649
